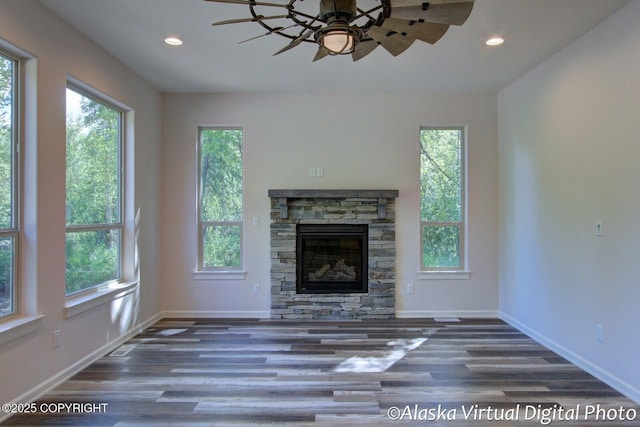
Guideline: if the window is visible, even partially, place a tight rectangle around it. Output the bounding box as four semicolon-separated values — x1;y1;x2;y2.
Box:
65;86;123;294
420;127;466;271
0;52;19;319
197;128;243;270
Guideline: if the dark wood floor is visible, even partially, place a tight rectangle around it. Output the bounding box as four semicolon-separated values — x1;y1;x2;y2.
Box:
3;318;639;426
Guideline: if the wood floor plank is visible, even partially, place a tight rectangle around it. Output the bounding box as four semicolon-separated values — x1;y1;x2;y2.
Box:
3;318;638;426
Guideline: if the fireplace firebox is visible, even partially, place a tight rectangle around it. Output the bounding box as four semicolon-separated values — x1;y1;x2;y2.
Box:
296;224;368;294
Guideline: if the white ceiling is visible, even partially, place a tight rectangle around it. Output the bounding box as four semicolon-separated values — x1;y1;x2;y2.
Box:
38;0;630;93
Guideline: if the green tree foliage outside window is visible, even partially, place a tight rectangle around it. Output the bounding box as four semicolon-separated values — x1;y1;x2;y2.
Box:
199;128;243;269
420;127;465;269
0;52;17;318
65;88;122;294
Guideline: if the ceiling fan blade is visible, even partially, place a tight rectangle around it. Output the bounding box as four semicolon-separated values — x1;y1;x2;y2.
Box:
313;46;330;62
273;29;314;55
390;0;471;7
381;18;448;44
354;5;383;22
352;39;379;61
389;2;474;26
237;24;299;44
366;26;415;56
212;15;288;26
205;0;289;8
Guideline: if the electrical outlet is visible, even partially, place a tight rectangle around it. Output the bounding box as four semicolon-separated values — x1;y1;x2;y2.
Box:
407;283;415;294
316;167;324;177
53;330;61;348
309;167;316;177
252;283;260;294
595;324;603;343
252;217;260;228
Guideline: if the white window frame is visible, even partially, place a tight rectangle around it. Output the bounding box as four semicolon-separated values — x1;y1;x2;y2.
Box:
0;49;20;321
64;82;125;295
195;127;244;278
419;126;470;280
0;41;46;344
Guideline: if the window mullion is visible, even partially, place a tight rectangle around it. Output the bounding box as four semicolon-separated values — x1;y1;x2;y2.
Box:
65;223;122;233
421;222;463;229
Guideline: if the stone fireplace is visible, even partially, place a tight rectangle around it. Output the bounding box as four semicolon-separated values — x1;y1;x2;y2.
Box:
269;189;398;319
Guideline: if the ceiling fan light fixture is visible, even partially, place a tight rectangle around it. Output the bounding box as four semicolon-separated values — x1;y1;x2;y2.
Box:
320;29;354;54
316;24;361;54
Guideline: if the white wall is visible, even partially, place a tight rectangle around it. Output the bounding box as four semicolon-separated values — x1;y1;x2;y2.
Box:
161;91;499;318
499;0;640;403
0;1;163;407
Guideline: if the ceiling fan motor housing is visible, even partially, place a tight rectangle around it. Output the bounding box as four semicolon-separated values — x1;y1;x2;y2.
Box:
319;0;357;22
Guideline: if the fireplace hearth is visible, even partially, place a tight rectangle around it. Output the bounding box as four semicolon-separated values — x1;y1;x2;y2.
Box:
297;224;368;294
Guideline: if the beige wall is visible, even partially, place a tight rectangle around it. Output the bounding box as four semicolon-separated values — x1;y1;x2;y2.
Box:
499;0;640;403
161;91;499;317
0;1;163;407
3;0;638;412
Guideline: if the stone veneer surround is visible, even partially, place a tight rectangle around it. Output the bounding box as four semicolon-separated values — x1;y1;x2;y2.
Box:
269;190;398;319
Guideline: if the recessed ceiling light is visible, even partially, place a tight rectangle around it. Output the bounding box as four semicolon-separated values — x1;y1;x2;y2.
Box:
486;37;504;46
164;37;183;46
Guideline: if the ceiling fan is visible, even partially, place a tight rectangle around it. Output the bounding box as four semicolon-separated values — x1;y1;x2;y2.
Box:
205;0;474;61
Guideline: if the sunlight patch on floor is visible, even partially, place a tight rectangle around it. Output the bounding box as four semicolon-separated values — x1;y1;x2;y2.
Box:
109;344;136;357
333;338;427;373
156;328;188;336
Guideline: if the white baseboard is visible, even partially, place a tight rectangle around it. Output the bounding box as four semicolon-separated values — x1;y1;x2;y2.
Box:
0;312;163;423
396;310;499;319
162;310;499;320
162;310;271;319
500;311;640;405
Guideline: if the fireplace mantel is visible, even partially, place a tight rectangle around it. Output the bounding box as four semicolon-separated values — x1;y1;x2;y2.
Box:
268;189;399;219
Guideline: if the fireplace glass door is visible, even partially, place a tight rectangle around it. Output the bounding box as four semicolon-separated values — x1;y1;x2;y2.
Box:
296;224;368;294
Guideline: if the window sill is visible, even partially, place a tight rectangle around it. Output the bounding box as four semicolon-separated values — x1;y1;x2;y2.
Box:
64;281;138;319
193;270;247;281
0;314;45;346
418;270;471;280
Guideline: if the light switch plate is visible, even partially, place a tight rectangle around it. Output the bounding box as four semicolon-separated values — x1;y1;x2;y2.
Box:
596;220;603;236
